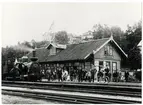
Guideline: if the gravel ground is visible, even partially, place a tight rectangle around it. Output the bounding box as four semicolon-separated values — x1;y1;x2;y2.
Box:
2;94;61;104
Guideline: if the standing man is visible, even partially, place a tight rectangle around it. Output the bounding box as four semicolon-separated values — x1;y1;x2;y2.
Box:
73;67;77;82
78;67;82;82
57;67;62;82
45;67;51;81
70;67;74;81
104;66;110;83
87;70;91;82
82;69;86;81
113;71;118;82
125;70;129;82
62;68;68;81
97;68;103;82
90;64;97;82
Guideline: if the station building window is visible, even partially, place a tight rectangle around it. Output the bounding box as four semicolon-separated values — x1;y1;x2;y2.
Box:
85;62;91;70
104;45;113;56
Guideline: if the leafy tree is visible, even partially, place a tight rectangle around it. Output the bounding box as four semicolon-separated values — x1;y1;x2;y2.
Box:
92;24;110;39
92;24;124;45
110;26;124;45
2;39;50;71
54;31;70;44
128;46;141;70
23;41;33;48
35;40;49;48
2;47;16;73
124;21;142;54
92;21;141;55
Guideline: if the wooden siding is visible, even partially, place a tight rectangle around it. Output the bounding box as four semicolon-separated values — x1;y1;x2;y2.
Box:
94;43;121;61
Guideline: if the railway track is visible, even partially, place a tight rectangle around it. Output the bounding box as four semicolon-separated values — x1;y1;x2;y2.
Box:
3;80;141;87
2;80;141;97
2;80;141;91
2;87;141;104
3;84;141;97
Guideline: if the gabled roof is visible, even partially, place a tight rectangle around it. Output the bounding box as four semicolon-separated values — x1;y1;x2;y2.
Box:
45;36;127;62
92;35;127;58
110;36;128;57
27;36;127;63
137;40;142;47
45;38;109;62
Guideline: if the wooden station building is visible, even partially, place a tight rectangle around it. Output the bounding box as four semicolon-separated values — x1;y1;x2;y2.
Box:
27;36;127;81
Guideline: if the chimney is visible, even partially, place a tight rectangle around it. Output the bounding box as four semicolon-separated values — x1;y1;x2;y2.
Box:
33;50;36;57
30;49;38;62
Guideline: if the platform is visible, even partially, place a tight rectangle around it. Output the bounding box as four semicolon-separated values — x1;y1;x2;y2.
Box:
41;79;141;87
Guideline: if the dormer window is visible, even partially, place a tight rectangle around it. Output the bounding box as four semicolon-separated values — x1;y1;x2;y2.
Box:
47;43;67;56
104;45;113;56
50;46;56;55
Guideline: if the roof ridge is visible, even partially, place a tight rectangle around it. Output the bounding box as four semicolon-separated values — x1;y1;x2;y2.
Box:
67;37;109;46
82;37;109;43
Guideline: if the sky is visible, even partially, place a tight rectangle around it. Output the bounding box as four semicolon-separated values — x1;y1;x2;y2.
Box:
1;2;142;47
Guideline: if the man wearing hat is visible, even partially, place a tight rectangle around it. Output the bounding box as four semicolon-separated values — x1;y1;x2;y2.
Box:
90;64;97;82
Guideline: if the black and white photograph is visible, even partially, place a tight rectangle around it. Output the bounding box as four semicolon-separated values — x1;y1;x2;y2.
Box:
1;0;142;104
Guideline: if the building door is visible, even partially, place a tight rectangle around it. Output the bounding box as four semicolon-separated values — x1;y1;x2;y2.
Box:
99;61;103;71
112;62;117;72
94;61;99;71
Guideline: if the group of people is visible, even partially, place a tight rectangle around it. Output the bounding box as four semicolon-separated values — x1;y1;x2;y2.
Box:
41;65;114;83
